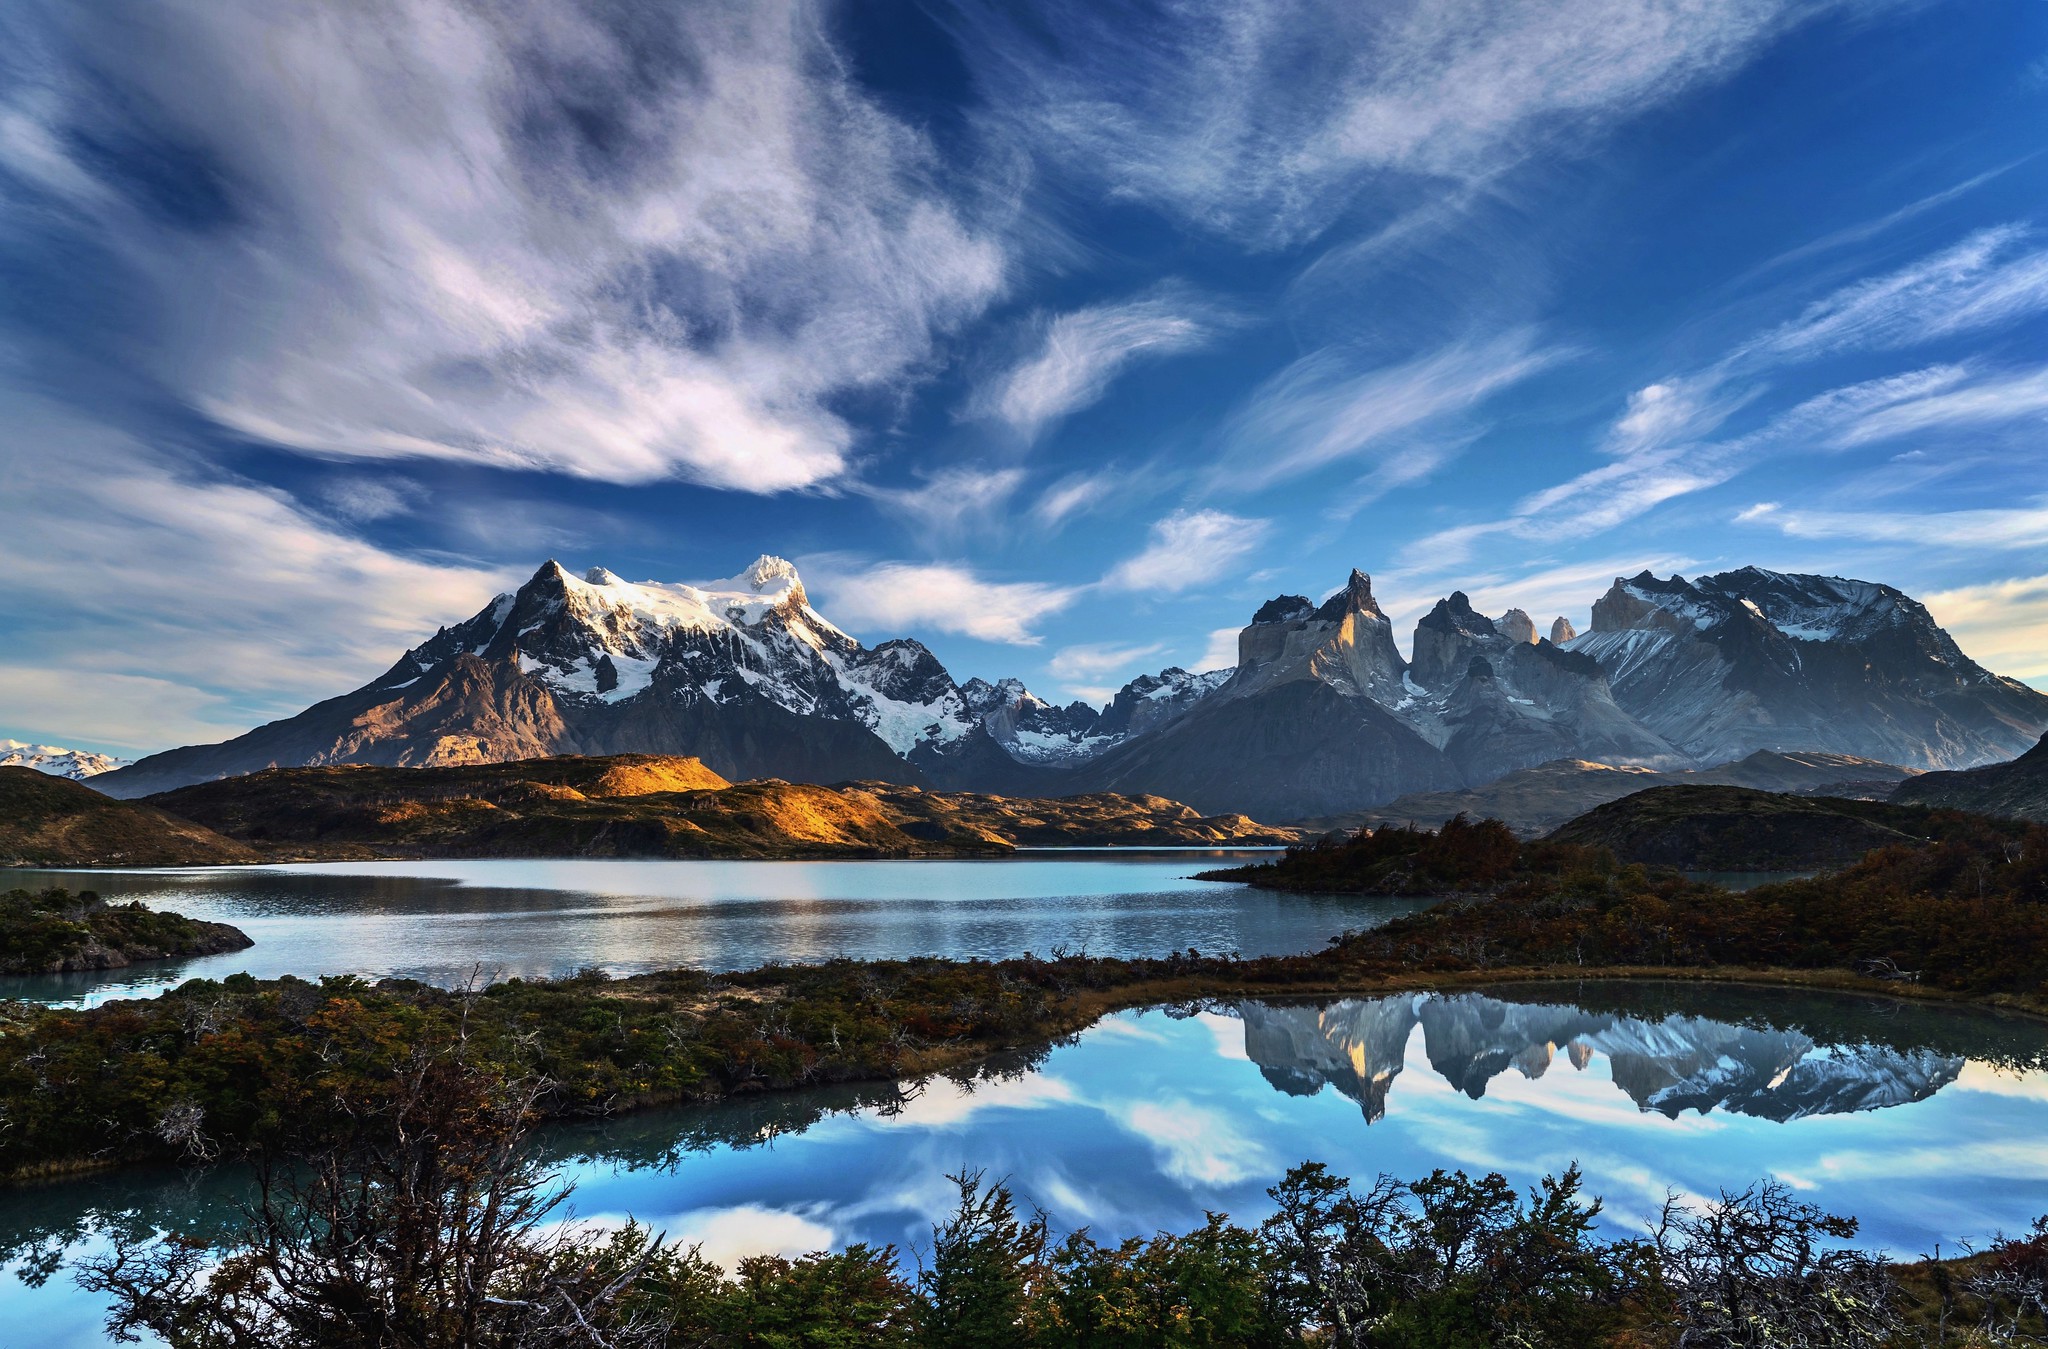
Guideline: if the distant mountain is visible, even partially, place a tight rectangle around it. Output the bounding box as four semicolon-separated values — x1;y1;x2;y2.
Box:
1891;733;2048;823
0;740;130;780
1073;572;1462;820
1241;992;1962;1124
1570;568;2047;769
1311;750;1918;838
89;557;2048;817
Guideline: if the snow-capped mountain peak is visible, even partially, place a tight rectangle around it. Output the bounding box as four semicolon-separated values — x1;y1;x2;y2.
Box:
1;739;130;780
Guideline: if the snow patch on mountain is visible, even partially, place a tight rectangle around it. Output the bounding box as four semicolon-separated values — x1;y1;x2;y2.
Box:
1;740;130;779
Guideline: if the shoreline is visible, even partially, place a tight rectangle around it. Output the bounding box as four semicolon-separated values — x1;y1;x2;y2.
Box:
10;956;2044;1189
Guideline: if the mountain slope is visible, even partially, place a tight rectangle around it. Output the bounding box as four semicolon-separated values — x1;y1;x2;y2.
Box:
144;755;1298;857
1891;734;2048;822
1083;679;1460;821
1566;568;2048;769
98;559;939;797
1542;785;1954;869
0;766;257;866
1316;750;1918;837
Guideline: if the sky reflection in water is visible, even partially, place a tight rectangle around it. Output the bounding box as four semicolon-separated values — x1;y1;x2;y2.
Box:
8;985;2048;1346
557;984;2048;1269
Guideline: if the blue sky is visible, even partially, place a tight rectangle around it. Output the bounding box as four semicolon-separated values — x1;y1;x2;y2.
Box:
2;0;2047;756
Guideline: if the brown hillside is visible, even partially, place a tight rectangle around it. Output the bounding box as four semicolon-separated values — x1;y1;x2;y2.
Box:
0;767;258;867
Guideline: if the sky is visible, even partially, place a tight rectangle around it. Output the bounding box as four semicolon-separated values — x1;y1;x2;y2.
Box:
2;0;2047;757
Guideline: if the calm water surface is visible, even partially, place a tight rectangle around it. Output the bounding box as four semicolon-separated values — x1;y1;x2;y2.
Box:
0;854;1420;1006
7;981;2048;1348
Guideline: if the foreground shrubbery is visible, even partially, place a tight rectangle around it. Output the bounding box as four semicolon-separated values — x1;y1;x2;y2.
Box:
77;1049;2048;1348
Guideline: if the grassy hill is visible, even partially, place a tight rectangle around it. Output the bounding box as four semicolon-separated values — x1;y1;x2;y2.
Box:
0;767;257;867
1893;734;2048;823
1541;785;1982;869
139;755;1300;861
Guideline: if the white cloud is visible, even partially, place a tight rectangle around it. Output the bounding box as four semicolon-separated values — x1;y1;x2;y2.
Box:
0;399;510;752
7;0;1005;489
1195;626;1242;674
1047;641;1167;683
951;0;1844;245
1211;331;1559;492
1745;226;2048;364
1030;468;1138;530
811;560;1081;645
1922;575;2048;683
321;478;418;522
972;289;1224;440
1103;509;1269;593
1736;500;2048;552
1826;364;2048;448
862;466;1028;540
655;1205;837;1273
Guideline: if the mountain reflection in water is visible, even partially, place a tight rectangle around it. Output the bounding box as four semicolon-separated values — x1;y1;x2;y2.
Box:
1242;993;1963;1123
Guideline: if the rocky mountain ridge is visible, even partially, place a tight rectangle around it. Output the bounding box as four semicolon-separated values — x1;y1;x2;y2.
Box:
91;557;2048;820
0;740;129;780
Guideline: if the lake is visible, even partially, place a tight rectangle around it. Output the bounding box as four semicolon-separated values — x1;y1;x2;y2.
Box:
0;854;1425;1006
7;980;2048;1348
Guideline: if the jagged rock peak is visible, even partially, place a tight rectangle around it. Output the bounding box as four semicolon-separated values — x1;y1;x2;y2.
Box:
1499;608;1537;645
1550;616;1578;644
1315;569;1385;621
1417;591;1498;637
1253;595;1316;624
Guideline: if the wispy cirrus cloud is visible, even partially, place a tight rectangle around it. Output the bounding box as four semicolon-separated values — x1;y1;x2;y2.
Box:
1735;499;2048;551
0;398;510;752
1740;225;2048;364
2;0;1005;490
1046;641;1168;683
1921;574;2048;684
945;0;1852;246
1102;509;1270;593
970;288;1229;441
1409;222;2048;576
1209;329;1560;494
806;559;1081;646
860;466;1029;542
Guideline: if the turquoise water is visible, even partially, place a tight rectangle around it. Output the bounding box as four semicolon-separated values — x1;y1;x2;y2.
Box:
0;854;1417;1006
7;981;2048;1348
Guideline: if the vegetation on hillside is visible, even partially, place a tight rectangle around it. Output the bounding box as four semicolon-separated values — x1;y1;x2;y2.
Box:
1542;784;2003;869
0;888;251;975
1196;815;1592;894
123;754;1298;863
0;766;254;866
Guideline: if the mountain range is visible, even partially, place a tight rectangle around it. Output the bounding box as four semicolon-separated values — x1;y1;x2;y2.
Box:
1;740;129;781
91;556;2048;820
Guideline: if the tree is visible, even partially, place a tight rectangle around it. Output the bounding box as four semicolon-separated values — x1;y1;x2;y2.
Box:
1650;1181;1900;1348
80;1047;678;1348
918;1171;1046;1349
